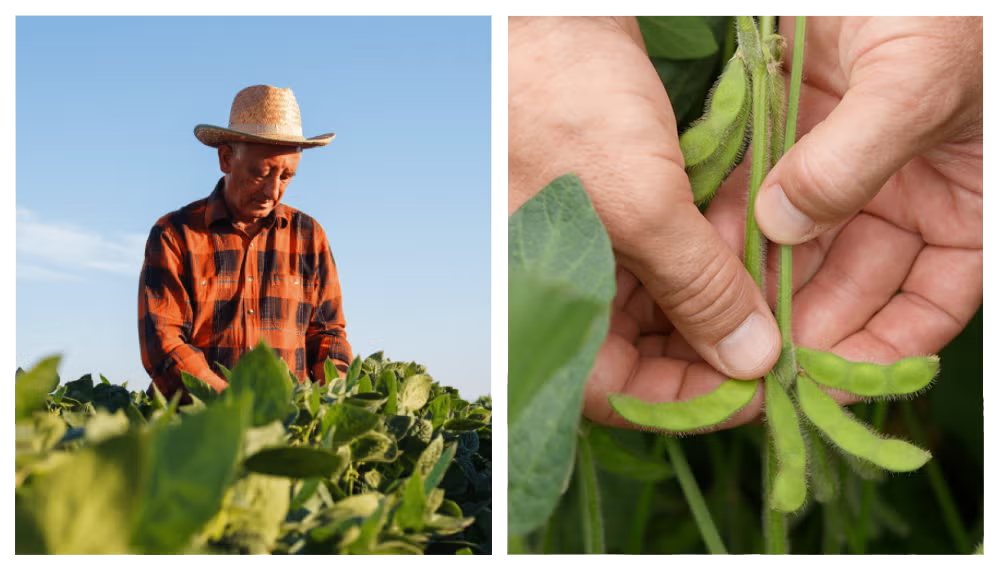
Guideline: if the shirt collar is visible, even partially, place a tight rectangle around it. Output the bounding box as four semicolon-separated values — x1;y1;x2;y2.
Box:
204;177;290;229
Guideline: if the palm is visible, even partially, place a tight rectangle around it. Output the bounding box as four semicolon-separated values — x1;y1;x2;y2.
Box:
710;16;982;365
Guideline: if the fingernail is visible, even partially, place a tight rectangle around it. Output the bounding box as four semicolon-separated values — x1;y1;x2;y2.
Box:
717;312;777;377
759;184;814;243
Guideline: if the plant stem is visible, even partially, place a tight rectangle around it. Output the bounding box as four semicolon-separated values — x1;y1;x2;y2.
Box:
857;400;888;551
774;16;806;387
664;436;728;554
901;400;972;553
576;423;605;554
738;17;770;287
763;435;788;553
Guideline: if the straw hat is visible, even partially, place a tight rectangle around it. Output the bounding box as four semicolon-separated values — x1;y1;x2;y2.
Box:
194;85;334;148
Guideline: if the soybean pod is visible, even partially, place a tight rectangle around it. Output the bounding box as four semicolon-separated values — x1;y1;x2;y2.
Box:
680;53;752;203
608;379;757;432
764;373;807;512
797;347;939;398
795;374;931;472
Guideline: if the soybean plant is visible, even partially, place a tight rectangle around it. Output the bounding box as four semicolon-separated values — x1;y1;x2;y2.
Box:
607;16;940;553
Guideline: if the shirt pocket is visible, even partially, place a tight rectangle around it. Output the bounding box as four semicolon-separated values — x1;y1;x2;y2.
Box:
267;272;311;332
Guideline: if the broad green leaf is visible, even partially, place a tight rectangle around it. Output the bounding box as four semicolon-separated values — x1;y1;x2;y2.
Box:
15;355;60;421
64;373;95;403
204;473;291;554
131;393;251;554
507;174;615;536
322;403;380;447
443;418;488;432
399;374;434;413
181;371;218;404
91;383;131;413
19;433;141;554
395;473;426;532
588;425;674;482
345;392;387;412
217;362;232;380
350;432;397;463
358;375;373;393
289;478;322;512
423;441;458;494
509;271;601;425
84;409;130;443
244;446;348;478
307;383;321;417
638;16;719;59
344;356;362;388
228;341;294;426
383;370;398;415
428;394;452;429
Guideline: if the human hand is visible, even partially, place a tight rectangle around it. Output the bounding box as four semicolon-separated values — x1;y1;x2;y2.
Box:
707;17;982;400
509;17;781;430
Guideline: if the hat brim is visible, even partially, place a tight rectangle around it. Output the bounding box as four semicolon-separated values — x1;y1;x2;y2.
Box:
194;124;335;148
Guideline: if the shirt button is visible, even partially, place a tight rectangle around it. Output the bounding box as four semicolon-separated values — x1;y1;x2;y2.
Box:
248;309;255;314
247;277;253;282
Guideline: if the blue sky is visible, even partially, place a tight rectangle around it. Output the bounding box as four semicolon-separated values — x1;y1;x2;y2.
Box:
15;16;492;399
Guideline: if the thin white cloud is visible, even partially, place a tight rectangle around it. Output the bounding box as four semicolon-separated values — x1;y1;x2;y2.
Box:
16;263;80;282
16;207;147;279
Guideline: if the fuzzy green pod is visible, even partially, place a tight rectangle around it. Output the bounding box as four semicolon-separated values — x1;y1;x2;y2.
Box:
797;347;939;398
680;54;752;203
795;374;931;472
764;374;807;512
608;379;757;432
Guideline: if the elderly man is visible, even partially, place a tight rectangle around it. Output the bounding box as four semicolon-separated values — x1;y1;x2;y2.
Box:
138;84;352;399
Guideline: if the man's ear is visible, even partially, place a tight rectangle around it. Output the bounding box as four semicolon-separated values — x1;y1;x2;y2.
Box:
218;144;234;174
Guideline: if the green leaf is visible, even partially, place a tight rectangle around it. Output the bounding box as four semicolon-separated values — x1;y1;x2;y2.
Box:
228;341;294;426
399;374;434;413
181;371;218;404
638;16;719;59
443;418;488;432
383;370;398;415
507;174;615;536
358;375;373;393
289;478;322;512
350;432;398;463
19;433;142;554
64;373;95;403
395;473;427;532
244;446;348;478
15;356;61;421
131;393;252;554
428;394;452;429
423;441;458;494
322;403;380;447
588;425;673;482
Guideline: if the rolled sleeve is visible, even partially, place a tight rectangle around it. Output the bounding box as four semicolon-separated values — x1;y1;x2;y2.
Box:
306;223;353;383
138;223;227;396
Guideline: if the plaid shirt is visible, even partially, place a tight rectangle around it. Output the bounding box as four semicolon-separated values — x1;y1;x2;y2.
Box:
138;177;352;399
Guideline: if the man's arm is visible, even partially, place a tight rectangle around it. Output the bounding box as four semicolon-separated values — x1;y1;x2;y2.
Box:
138;223;228;395
306;222;353;384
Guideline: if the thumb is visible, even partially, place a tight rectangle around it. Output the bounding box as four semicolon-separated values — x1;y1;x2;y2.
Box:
755;87;941;245
617;194;781;380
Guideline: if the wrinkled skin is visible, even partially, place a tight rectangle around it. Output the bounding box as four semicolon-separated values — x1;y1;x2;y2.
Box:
219;141;301;230
508;17;982;430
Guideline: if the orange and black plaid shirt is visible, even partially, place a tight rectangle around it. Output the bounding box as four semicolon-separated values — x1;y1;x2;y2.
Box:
138;177;352;399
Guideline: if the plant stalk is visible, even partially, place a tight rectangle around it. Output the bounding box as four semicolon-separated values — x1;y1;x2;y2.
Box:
576;423;605;554
664;436;728;554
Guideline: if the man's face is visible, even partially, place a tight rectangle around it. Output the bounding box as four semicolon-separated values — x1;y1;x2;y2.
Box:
219;142;302;223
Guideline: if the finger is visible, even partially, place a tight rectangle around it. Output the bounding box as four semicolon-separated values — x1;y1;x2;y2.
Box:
790;212;923;350
756;83;951;245
833;244;982;361
616;183;781;380
583;333;765;431
614;265;673;335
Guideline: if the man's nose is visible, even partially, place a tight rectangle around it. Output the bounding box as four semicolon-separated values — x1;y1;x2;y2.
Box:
262;177;282;199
